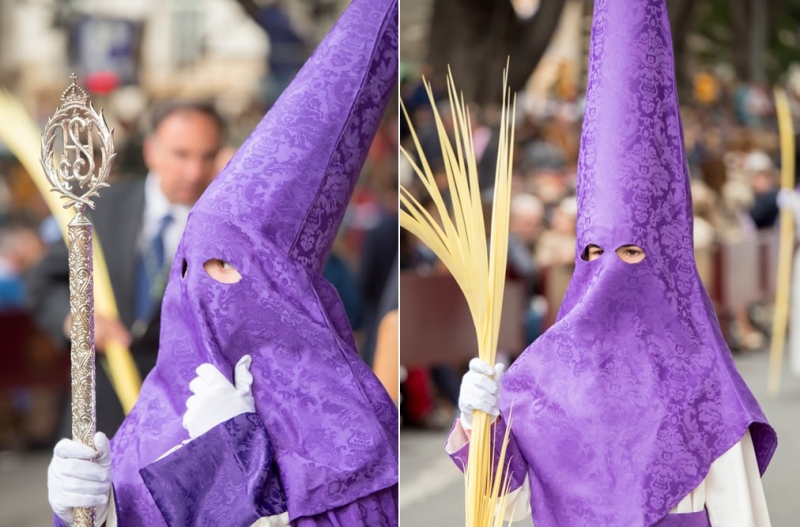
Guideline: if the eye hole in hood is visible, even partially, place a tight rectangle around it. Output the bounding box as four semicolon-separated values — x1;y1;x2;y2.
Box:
614;245;646;264
582;244;604;261
203;258;242;284
581;244;646;264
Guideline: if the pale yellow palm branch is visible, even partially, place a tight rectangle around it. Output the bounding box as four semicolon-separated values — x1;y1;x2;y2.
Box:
399;66;517;527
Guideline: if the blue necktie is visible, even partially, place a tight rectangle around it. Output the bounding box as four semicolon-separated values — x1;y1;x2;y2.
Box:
135;213;173;323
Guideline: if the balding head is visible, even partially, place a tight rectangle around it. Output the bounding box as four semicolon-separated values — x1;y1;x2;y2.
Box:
510;193;544;245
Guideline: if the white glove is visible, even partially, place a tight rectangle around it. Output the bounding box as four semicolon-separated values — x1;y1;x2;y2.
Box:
458;358;505;431
777;188;800;210
183;355;256;439
48;432;112;526
778;188;800;228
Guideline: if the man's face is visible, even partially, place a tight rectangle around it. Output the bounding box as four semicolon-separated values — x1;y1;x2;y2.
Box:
144;110;223;206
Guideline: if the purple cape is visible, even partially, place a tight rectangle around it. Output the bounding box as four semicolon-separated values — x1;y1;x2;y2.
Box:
104;0;399;524
497;0;777;525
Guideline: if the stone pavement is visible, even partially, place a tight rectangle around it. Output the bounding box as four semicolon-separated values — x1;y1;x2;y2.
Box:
0;448;51;526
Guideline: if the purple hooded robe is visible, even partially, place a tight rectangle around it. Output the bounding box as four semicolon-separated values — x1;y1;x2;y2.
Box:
53;0;398;525
449;0;777;526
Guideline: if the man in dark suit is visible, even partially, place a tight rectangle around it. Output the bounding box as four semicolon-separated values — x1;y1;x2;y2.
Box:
25;101;224;437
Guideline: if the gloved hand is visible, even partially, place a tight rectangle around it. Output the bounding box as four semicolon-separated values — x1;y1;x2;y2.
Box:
458;358;505;431
778;188;800;214
777;188;797;207
48;432;112;526
183;355;256;439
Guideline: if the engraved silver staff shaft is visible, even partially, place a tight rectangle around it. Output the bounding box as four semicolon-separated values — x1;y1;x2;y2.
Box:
68;210;97;527
41;75;115;527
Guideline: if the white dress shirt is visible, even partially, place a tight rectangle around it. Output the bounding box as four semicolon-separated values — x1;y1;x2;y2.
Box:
140;172;191;268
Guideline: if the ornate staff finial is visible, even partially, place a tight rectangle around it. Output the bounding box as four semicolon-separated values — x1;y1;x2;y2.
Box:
41;72;115;214
41;75;117;527
60;74;90;104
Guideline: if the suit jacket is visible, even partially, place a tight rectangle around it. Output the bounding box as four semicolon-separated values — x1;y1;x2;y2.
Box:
25;177;162;437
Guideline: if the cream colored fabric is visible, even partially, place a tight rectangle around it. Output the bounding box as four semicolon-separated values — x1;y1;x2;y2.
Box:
501;476;533;522
250;512;290;526
446;421;770;526
688;430;770;526
106;489;117;527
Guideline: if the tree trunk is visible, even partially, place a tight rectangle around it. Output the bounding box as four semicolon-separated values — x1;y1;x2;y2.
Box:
749;0;767;83
729;0;751;80
426;0;567;104
668;0;698;99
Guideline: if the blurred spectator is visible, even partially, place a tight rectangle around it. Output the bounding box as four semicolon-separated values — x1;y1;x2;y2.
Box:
507;192;549;344
536;197;577;268
507;192;543;286
0;226;44;311
372;257;400;404
745;151;780;230
0;175;12;225
691;180;718;251
735;83;773;128
323;239;364;332
359;170;399;366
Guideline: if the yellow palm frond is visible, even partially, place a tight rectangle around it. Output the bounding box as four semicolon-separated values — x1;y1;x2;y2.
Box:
768;87;795;397
400;67;516;526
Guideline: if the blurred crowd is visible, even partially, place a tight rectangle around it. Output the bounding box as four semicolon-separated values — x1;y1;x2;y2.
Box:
0;96;399;450
398;67;792;429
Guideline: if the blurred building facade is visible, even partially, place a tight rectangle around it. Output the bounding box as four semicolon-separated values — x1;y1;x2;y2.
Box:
0;0;350;119
0;0;269;112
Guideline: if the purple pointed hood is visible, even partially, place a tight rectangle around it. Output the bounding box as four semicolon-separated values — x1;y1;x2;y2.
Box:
500;1;776;525
109;0;398;523
195;0;397;274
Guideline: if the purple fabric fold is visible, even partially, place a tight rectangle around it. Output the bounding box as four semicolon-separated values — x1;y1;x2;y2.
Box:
651;510;710;527
446;418;528;494
139;413;286;526
490;0;777;526
295;485;398;527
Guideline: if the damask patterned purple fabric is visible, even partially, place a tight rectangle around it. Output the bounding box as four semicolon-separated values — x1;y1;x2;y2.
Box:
106;0;399;524
488;0;777;526
139;413;286;525
651;510;710;527
294;486;398;527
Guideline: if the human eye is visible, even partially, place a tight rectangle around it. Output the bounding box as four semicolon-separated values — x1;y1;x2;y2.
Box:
203;258;242;283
